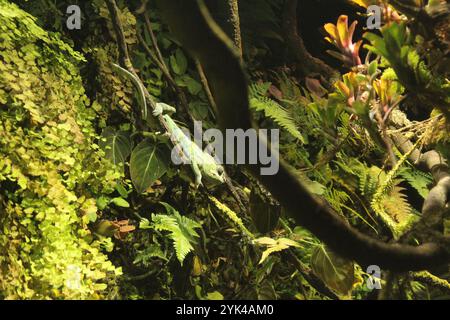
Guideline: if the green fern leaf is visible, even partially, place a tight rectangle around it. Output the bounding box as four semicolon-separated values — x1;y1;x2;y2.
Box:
249;83;305;143
399;167;432;199
380;183;413;224
151;203;202;265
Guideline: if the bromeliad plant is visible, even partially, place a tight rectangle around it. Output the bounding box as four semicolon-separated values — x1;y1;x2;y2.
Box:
364;21;450;119
324;15;363;67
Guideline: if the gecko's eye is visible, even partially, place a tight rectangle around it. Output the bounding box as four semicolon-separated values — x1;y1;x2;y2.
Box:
217;167;224;176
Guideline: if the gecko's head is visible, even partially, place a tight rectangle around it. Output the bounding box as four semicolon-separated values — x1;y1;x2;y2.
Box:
203;164;226;186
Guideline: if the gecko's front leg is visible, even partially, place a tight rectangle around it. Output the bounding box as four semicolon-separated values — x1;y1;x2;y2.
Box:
191;161;203;188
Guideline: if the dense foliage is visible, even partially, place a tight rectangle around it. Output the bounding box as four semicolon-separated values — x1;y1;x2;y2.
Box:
0;0;449;300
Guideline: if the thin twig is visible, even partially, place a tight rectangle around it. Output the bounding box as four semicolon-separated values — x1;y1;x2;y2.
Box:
142;11;194;123
137;30;191;120
374;104;397;167
195;60;218;119
382;96;406;124
144;12;167;71
226;0;243;58
105;0;148;131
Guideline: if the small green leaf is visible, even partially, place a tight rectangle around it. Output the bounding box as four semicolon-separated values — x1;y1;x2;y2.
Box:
96;196;109;210
177;49;188;75
111;197;130;208
205;291;224;300
115;183;129;198
189;101;209;120
139;218;151;229
368;60;378;76
170;49;188;75
86;211;98;223
185;76;202;95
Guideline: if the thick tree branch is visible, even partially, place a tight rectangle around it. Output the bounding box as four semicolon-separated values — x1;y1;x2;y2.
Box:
282;0;337;83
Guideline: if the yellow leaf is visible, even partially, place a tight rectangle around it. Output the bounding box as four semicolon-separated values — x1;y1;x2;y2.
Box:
253;237;277;246
255;237;302;264
324;23;338;39
350;0;371;8
337;15;349;47
191;255;203;276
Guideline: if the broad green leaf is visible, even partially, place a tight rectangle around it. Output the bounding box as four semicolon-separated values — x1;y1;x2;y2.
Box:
311;245;355;296
170;48;188;75
368;60;378;76
130;139;168;194
100;127;132;165
189;101;209;120
175;49;188;74
185;76;202;95
257;281;277;300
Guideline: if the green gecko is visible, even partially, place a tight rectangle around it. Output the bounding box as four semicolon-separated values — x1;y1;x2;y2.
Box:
111;63;225;187
153;102;225;187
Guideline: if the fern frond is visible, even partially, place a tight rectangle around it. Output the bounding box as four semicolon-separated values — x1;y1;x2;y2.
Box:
399;167;432;199
370;137;424;238
380;183;413;224
359;166;383;197
151;203;202;265
249;82;272;97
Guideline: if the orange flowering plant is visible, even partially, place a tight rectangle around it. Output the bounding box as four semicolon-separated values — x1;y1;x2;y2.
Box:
324;15;363;67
